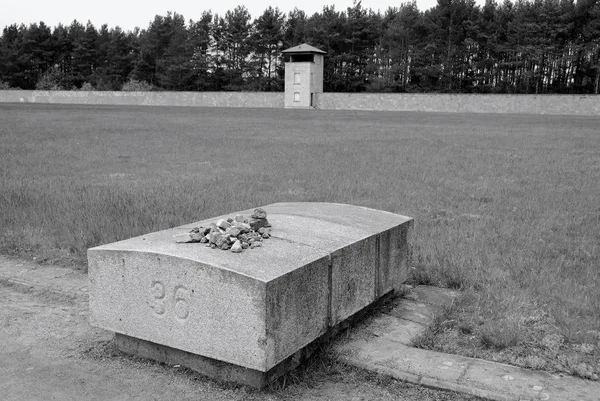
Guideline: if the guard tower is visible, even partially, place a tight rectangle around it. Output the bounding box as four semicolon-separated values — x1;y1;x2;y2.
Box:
282;44;326;109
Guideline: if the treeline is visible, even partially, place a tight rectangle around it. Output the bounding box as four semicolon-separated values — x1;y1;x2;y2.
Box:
1;0;599;93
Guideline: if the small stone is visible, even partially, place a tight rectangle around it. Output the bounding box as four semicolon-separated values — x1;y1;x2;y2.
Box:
238;234;248;242
258;227;271;235
229;227;241;237
241;242;249;249
219;242;230;250
234;215;245;222
231;240;242;253
227;217;234;223
210;244;217;249
262;232;270;239
233;222;251;233
189;232;203;242
250;218;270;231
216;219;231;229
248;233;262;242
214;234;228;248
207;232;219;244
250;241;262;249
174;233;194;243
251;208;267;219
200;236;209;243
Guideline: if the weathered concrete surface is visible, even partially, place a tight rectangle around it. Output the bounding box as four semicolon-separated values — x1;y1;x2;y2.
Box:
88;202;413;382
260;202;413;326
114;334;274;388
337;338;600;401
89;238;330;373
334;286;600;401
315;93;600;116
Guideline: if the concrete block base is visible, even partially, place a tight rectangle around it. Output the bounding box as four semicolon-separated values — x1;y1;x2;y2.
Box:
114;290;397;388
115;333;290;388
89;202;413;387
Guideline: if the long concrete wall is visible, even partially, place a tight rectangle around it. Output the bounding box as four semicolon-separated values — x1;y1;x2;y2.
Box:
0;90;284;108
0;90;597;115
315;93;599;116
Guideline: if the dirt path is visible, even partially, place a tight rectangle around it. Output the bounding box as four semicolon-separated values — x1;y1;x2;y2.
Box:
0;258;474;401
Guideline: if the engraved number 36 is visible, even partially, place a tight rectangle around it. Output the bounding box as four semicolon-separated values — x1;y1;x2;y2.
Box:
149;281;190;320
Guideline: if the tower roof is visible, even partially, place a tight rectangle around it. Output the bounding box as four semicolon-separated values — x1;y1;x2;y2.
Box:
282;43;327;55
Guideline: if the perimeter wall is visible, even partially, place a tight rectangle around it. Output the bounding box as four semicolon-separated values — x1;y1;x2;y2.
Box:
315;93;599;116
0;90;597;115
0;90;284;108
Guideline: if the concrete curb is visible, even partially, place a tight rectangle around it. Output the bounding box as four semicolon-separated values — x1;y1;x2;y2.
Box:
339;356;512;401
333;286;600;401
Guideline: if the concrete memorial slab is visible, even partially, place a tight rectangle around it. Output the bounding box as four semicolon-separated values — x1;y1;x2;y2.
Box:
88;202;413;387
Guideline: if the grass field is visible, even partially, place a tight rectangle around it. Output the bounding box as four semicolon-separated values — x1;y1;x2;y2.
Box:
1;103;599;380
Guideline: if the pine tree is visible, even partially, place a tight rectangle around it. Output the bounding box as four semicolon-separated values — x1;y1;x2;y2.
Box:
250;7;285;90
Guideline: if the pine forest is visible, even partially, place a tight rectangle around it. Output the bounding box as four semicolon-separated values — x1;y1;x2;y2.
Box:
0;0;599;94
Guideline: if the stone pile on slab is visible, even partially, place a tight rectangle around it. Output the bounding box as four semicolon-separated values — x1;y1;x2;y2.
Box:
88;202;413;388
173;208;272;252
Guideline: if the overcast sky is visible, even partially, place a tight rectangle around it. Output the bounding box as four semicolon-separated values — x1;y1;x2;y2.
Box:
2;0;486;32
